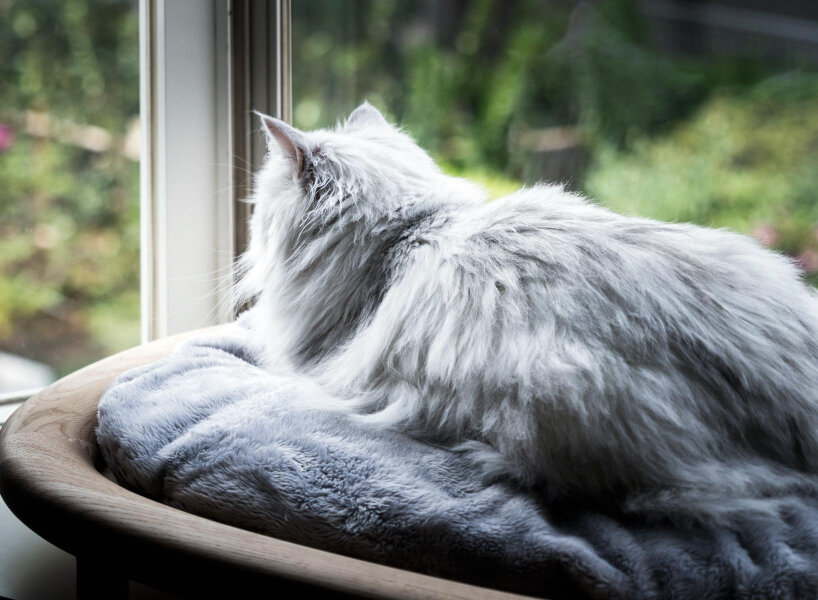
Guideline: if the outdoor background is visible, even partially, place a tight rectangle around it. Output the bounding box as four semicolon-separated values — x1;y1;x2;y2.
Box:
1;0;818;391
0;0;139;391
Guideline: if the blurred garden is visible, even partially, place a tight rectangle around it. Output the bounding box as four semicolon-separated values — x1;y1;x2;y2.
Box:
0;0;139;384
1;0;818;387
293;0;818;275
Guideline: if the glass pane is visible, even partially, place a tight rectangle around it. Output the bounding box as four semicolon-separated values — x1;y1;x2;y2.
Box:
292;0;818;276
0;0;140;396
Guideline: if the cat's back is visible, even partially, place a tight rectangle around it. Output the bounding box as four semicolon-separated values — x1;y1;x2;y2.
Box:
451;184;818;480
402;183;818;377
450;183;818;394
464;185;815;315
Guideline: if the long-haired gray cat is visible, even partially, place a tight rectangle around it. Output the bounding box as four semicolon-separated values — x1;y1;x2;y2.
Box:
237;102;818;521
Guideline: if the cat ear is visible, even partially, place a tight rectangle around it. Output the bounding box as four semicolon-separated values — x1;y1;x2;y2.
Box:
347;101;389;129
257;112;310;177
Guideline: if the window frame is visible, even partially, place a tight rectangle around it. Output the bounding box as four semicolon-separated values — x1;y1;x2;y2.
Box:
141;0;291;342
0;0;292;407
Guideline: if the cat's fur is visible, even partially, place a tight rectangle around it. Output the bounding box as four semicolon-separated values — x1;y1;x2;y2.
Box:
237;103;818;520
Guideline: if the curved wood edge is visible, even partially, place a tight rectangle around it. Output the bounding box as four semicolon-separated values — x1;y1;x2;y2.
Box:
0;327;535;599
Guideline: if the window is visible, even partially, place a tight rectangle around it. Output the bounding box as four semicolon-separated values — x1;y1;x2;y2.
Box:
0;0;140;400
0;0;293;404
4;0;817;402
139;0;290;341
292;0;818;280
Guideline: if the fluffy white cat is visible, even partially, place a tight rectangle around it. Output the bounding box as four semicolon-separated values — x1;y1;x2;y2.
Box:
237;102;818;520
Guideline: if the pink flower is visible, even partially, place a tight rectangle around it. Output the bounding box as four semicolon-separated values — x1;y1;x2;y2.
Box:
0;123;14;152
796;249;818;274
752;224;777;247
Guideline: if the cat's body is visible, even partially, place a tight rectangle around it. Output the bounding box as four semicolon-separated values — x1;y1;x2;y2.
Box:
239;103;818;519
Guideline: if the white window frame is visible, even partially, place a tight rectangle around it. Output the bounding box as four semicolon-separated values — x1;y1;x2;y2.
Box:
141;0;292;341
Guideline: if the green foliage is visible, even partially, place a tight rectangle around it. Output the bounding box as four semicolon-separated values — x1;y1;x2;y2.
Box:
586;72;818;281
440;162;521;200
0;0;139;375
292;0;797;172
0;136;139;375
294;0;818;285
292;0;570;172
0;0;139;131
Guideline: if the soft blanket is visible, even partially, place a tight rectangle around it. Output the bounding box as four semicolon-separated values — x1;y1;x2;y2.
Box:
97;322;818;599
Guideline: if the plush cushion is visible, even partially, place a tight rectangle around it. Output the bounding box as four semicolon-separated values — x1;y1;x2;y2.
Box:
97;320;818;599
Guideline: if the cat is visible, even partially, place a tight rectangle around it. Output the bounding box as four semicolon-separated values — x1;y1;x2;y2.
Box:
236;102;818;521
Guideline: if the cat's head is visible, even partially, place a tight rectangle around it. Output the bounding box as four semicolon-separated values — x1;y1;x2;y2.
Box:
237;103;487;361
247;102;484;258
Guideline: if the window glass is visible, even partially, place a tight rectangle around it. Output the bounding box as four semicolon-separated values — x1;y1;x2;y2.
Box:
293;0;818;279
0;0;139;396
